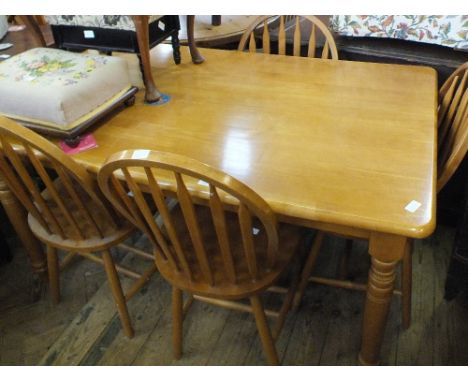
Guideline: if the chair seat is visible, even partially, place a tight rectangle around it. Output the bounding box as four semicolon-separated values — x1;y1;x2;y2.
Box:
46;15;164;31
28;178;134;251
156;204;303;299
0;48;136;142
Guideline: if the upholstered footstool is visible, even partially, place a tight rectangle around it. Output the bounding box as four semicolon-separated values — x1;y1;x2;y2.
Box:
0;47;137;146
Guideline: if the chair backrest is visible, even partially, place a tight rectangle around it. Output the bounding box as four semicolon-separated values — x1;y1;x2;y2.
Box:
98;149;280;296
0;116;120;241
238;15;338;59
437;62;468;192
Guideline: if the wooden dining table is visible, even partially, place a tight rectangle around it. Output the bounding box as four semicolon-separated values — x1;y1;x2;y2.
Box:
0;44;437;365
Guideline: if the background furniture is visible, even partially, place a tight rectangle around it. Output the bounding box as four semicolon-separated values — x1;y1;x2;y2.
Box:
0;116;157;337
238;15;338;59
331;15;467;51
445;184;468;300
0;15;7;40
19;15;205;103
0;47;138;146
98;149;305;365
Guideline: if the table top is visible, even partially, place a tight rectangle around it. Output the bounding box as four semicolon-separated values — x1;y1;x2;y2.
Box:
71;45;437;239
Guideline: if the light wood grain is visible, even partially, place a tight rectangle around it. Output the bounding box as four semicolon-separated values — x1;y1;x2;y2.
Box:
71;45;436;240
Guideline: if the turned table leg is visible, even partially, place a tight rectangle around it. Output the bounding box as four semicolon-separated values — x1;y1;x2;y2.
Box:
132;15;162;104
186;15;205;64
0;173;47;279
359;232;408;365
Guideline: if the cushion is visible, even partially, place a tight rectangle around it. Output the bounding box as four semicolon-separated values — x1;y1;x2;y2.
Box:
45;15;163;31
0;48;133;131
331;15;468;50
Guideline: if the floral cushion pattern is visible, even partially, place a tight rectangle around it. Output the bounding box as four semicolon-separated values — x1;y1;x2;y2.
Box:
331;15;468;50
0;48;132;129
45;15;163;31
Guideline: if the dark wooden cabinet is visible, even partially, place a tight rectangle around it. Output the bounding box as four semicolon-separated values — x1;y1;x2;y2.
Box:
445;181;468;300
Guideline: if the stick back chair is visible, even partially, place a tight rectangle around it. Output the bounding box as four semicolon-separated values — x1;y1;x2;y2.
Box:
0;116;157;338
293;62;468;329
238;15;338;59
98;149;305;365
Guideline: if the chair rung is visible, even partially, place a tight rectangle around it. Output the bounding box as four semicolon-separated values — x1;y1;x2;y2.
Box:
59;251;79;271
193;295;280;318
78;252;143;280
267;286;288;294
117;243;154;261
125;263;158;301
183;295;194;316
308;276;402;296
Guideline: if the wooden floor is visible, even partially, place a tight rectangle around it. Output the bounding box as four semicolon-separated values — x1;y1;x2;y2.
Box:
1;224;467;366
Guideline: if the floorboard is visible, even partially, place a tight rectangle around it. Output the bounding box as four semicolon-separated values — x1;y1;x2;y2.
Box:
1;225;468;366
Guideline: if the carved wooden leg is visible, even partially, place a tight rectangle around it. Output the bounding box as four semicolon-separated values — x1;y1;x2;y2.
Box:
359;257;396;365
186;16;204;64
132;16;162;104
0;173;47;279
16;16;47;47
359;233;407;365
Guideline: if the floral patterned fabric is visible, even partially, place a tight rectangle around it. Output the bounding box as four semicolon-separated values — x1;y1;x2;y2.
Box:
1;48;110;86
0;48;132;129
45;15;163;31
331;15;468;50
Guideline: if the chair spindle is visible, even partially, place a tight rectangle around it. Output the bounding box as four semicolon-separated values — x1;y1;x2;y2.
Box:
209;184;237;283
175;172;214;285
278;16;286;55
293;16;301;56
238;202;258;280
145;167;192;279
263;20;270;54
308;24;316;58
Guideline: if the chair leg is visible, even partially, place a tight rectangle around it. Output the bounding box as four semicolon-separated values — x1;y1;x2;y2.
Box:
337;238;353;280
172;31;181;65
401;240;413;330
101;249;134;338
46;245;60;304
292;231;325;310
250;295;279;365
211;15;222;26
172;286;183;360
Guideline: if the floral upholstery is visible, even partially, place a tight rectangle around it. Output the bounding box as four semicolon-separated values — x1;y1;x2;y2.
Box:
45;15;163;31
331;15;468;50
0;48;133;130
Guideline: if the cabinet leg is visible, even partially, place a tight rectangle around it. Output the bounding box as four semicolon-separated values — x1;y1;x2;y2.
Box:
186;16;204;64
